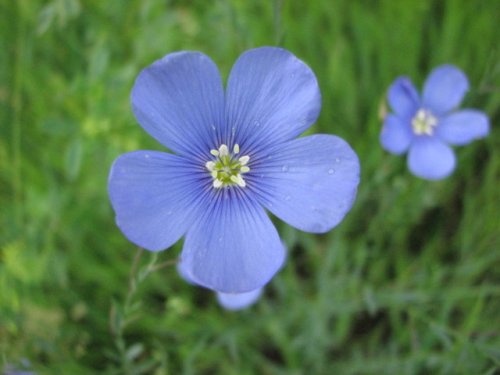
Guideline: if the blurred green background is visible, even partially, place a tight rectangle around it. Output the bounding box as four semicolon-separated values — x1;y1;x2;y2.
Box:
1;0;499;374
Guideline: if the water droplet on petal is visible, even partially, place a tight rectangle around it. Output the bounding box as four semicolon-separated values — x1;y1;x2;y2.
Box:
281;165;289;172
144;154;150;158
335;157;341;163
328;169;335;175
211;125;216;131
253;120;260;127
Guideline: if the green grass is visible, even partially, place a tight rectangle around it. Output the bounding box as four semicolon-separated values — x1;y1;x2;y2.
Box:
1;0;499;374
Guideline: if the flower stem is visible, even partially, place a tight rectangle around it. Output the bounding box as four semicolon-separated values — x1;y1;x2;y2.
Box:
109;247;177;374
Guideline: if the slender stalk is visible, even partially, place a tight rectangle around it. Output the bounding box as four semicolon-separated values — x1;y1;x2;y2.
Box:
12;1;25;226
273;0;285;46
110;247;177;374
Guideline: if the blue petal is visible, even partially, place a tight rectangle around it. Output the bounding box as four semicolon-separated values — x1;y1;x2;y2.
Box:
180;193;286;293
250;135;360;233
177;261;196;285
108;151;207;251
387;77;420;118
380;114;413;155
179;258;265;310
216;288;263;311
436;110;490;146
408;137;456;180
225;47;321;154
422;65;469;114
131;52;224;158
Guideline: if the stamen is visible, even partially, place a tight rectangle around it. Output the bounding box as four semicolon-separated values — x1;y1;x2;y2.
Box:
205;144;251;189
236;175;246;187
219;144;229;157
205;161;215;171
412;109;438;135
238;155;250;165
230;174;246;187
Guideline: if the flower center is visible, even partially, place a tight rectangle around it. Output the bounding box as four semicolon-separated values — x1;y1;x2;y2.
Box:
411;109;438;136
205;144;250;188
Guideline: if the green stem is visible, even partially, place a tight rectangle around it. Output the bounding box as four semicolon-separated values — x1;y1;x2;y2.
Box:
111;247;178;373
273;0;285;46
12;1;25;226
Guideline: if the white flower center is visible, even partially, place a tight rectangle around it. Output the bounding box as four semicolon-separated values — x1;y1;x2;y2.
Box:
205;144;250;188
411;109;438;135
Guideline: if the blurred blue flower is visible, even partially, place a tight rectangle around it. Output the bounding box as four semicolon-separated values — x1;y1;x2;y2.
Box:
108;47;360;293
3;362;35;375
216;288;263;311
178;261;265;311
380;65;490;180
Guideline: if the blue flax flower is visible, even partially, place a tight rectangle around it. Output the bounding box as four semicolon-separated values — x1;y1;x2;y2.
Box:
108;47;360;293
178;261;266;311
216;288;263;311
380;65;490;180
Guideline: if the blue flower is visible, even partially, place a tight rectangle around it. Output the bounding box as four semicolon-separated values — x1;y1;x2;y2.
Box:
380;65;490;180
216;288;263;311
3;361;35;375
178;261;265;311
108;47;360;293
